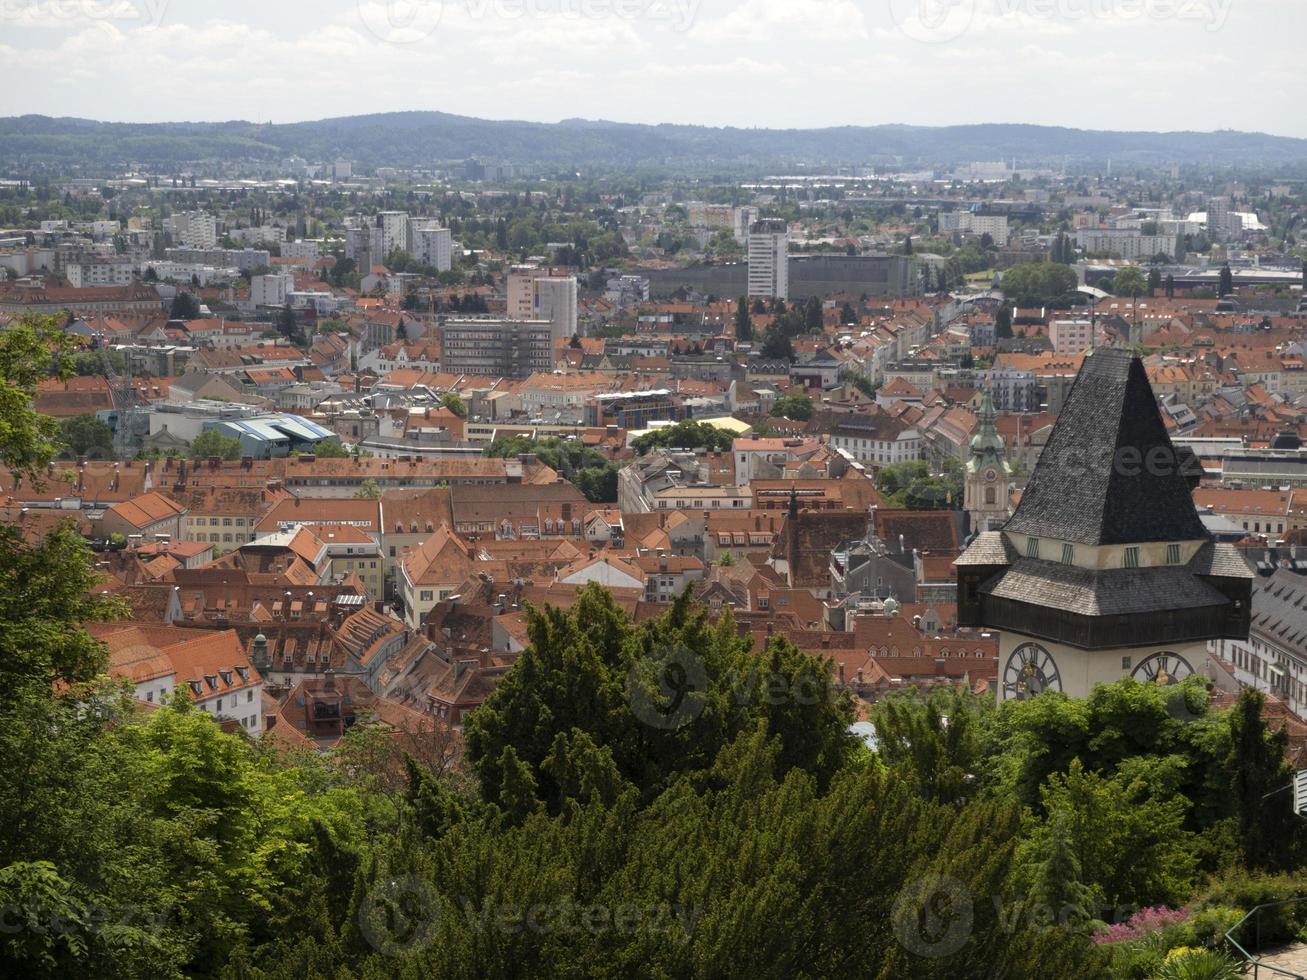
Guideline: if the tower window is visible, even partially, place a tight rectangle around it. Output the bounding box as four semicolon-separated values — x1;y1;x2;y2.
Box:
1061;543;1074;565
1124;547;1140;569
1025;537;1040;558
984;487;996;505
1166;543;1181;565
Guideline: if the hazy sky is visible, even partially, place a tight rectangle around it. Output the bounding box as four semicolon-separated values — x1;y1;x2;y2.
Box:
1;0;1302;136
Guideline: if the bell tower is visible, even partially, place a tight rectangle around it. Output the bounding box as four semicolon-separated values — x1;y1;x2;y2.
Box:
955;348;1253;702
964;388;1011;536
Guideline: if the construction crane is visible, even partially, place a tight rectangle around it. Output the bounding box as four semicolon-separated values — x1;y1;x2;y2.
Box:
98;341;145;459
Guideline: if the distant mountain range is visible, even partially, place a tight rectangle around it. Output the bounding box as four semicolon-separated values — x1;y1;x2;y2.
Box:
3;112;1306;172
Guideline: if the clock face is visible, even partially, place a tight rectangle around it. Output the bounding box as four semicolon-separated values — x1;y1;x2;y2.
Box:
985;468;998;482
1132;651;1195;686
1004;643;1062;700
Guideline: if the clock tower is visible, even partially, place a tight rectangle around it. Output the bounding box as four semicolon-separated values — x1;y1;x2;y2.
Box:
955;348;1253;702
964;388;1011;535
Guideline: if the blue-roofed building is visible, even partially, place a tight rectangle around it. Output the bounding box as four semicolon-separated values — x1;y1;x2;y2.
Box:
202;414;339;459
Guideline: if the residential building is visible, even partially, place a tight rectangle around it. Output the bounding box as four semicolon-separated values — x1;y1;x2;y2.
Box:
748;219;789;299
440;317;555;378
166;211;217;249
410;222;453;272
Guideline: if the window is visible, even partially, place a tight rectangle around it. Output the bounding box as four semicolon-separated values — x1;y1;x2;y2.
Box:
1061;543;1074;565
247;690;253;702
1166;543;1181;565
420;590;433;602
1124;546;1140;569
1025;537;1040;559
984;486;996;505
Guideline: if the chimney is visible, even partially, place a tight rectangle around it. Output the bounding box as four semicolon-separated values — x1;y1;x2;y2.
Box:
323;669;336;691
856;667;864;684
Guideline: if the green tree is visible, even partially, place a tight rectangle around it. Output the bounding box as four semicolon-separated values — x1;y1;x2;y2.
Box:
734;296;753;342
58;414;113;458
630;420;736;456
804;295;823;332
439;392;467;418
1218;263;1234;297
353;478;381;499
995;305;1013;340
1113;266;1148;299
770;393;814;421
1018;759;1195;909
760;329;794;361
169;291;200;320
1147;266;1163;296
189;429;242;460
1001;262;1080;307
1227;688;1302;871
310;439;350;458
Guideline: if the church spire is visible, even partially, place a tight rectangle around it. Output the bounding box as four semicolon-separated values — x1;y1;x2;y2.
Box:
970;386;1005;462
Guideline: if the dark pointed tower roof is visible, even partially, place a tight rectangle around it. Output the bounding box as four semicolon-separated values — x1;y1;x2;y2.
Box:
1004;347;1207;546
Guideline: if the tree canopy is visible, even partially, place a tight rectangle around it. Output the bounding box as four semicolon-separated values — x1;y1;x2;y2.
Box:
630;420;736;456
1001;262;1080;307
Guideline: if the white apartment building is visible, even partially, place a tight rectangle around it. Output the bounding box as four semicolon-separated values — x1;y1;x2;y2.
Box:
1075;228;1180;260
251;273;294;307
167;211;218;249
373;211;409;261
66;258;134;287
147;260;236;286
687;203;734;228
229;225;285;246
828;416;922;467
747;219;789;299
410;222;453;272
283;240;322;261
507;265;577;340
939;211;1009;242
532;274;578;342
1049;319;1095;354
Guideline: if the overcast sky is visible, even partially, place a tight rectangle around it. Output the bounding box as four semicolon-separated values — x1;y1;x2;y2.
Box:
1;0;1302;137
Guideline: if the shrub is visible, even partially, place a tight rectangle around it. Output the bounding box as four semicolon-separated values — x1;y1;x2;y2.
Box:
1153;946;1241;980
1095;906;1190;944
1176;905;1243;949
1198;870;1307;947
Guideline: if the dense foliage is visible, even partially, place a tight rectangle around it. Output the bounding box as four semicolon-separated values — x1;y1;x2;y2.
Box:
483;434;618;503
630;420;736;456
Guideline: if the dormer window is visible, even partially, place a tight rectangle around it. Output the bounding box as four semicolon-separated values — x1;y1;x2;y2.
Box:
1166;543;1181;565
1124;546;1140;569
1061;543;1074;565
1026;537;1040;559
